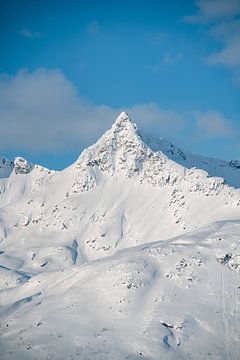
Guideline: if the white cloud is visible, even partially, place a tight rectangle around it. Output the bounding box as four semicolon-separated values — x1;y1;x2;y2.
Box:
0;69;114;151
20;29;43;39
184;0;240;23
195;111;235;138
207;19;240;66
128;103;184;134
0;69;185;153
0;69;237;156
184;0;240;79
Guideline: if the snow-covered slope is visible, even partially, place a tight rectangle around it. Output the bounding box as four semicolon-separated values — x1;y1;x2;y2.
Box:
0;112;240;359
143;133;240;189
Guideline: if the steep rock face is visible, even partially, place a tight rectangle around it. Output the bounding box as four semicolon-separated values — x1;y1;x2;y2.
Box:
14;157;33;175
0;156;14;179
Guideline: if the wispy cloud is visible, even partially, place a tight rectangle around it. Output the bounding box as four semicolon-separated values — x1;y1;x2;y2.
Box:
146;52;183;72
184;0;240;80
195;111;235;138
184;0;240;23
127;103;185;135
20;29;43;39
207;19;240;66
148;31;168;46
162;52;183;66
86;21;101;35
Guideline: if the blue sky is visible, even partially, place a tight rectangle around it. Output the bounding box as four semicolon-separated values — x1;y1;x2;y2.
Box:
0;0;240;169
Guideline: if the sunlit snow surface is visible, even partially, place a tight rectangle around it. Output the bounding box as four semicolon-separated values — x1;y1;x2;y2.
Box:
0;112;240;359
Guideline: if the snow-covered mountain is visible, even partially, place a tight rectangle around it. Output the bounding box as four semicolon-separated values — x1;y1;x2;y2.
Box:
0;112;240;360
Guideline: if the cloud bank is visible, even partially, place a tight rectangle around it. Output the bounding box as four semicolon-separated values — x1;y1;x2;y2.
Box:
0;68;238;156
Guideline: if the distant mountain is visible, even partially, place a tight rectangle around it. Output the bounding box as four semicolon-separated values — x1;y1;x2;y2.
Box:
0;112;240;360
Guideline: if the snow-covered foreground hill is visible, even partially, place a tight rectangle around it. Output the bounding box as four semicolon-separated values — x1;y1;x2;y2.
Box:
0;112;240;359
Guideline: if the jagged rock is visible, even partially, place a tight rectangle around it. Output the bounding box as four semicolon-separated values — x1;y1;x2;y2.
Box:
14;157;33;174
0;156;14;179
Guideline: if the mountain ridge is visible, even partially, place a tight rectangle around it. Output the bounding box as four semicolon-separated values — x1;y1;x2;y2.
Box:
0;112;239;261
1;111;239;188
1;112;240;359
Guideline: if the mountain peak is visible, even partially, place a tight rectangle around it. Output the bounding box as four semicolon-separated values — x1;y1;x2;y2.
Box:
115;111;131;124
111;111;136;132
14;157;33;175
